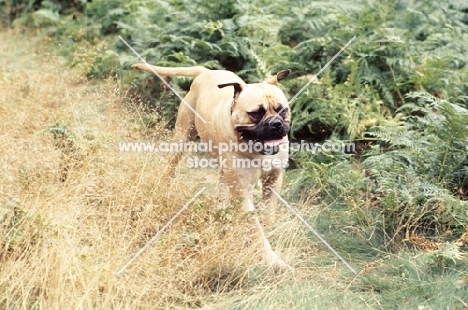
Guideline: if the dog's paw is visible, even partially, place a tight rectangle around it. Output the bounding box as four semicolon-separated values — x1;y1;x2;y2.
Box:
273;259;293;271
263;212;276;226
263;250;292;270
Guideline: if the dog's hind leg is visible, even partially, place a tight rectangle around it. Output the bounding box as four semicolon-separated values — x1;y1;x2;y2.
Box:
162;93;198;179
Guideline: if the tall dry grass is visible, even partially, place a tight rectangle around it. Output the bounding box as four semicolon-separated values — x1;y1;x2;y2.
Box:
0;30;345;309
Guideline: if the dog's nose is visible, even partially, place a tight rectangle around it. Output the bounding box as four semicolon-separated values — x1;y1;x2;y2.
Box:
268;119;283;130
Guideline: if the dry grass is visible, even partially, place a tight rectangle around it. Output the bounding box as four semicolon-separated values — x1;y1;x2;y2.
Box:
0;29;360;309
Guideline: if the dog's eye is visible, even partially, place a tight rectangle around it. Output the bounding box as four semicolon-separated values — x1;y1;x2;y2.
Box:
248;109;265;120
276;107;288;118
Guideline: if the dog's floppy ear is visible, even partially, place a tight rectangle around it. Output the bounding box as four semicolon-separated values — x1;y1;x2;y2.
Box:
218;82;244;99
265;69;292;86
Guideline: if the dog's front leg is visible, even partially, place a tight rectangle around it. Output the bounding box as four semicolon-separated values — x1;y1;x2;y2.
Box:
261;169;283;225
224;168;290;268
216;170;229;209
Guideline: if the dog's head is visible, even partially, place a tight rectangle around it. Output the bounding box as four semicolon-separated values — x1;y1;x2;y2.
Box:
218;70;291;155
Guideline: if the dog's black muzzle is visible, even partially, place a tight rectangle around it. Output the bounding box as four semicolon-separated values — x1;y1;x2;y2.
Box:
235;117;290;155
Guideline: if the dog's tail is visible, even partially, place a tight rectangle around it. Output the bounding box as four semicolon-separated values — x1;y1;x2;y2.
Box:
131;63;208;77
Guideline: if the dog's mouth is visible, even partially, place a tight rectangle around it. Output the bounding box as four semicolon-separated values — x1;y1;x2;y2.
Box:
258;137;288;155
235;135;288;155
234;121;290;155
263;136;288;147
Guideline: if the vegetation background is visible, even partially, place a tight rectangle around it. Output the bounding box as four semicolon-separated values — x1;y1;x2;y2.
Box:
1;0;468;308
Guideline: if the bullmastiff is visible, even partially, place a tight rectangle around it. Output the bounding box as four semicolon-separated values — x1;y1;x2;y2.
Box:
132;63;291;268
